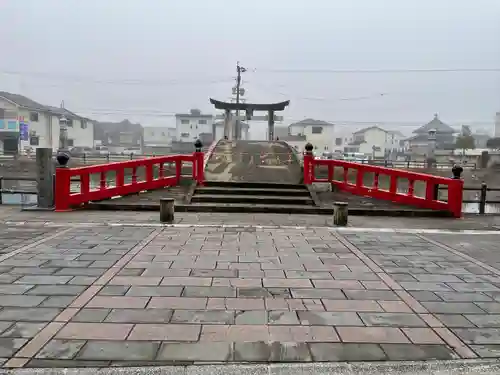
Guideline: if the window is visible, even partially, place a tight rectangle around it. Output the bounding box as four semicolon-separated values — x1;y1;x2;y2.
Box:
29;112;39;122
190;125;192;129
198;119;207;124
0;109;4;119
324;146;329;150
311;126;323;134
29;135;39;146
67;118;73;127
81;120;87;129
335;138;342;146
151;131;155;136
67;139;74;147
181;133;189;138
181;119;189;124
161;132;165;136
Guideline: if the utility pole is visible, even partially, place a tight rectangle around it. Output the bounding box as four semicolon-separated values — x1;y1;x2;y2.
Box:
234;62;246;140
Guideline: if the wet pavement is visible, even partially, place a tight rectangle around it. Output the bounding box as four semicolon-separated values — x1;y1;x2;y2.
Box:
0;213;499;367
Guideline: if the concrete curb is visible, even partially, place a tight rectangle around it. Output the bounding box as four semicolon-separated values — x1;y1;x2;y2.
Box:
4;359;500;375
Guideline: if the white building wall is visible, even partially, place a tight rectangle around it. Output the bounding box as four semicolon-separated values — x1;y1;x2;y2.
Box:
288;124;335;154
143;126;176;146
175;115;214;142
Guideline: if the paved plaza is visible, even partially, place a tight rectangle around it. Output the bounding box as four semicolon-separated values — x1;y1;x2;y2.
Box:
0;208;500;369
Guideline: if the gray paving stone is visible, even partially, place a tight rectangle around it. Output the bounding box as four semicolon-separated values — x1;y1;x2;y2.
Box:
435;314;476;328
381;344;456;360
98;286;131;296
399;282;452;292
290;289;345;299
409;291;442;302
27;285;86;296
0;337;27;357
0;307;62;322
435;292;493;302
68;276;98;285
268;311;300;325
171;310;234;324
268;342;312;361
77;341;159;360
235;311;267;325
9;267;56;275
0;322;13;335
15;275;73;284
0;284;34;294
0;295;46;307
298;311;364;326
234;342;270;362
344;290;400;301
126;286;183;297
470;345;500;358
1;322;46;338
182;286;236;298
72;309;111;322
157;342;233;361
55;268;107;276
238;287;291;298
39;296;75;308
42;260;93;268
359;313;426;327
422;302;486;314
465;315;500;328
309;343;387;361
35;339;87;360
453;328;500;344
105;308;173;323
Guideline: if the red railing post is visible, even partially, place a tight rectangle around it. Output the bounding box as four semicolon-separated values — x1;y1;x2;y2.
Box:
175;158;182;185
195;151;205;185
448;179;464;218
303;154;312;184
54;167;71;212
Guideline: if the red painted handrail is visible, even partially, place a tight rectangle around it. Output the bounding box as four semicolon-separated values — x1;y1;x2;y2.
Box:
55;152;204;212
304;155;463;218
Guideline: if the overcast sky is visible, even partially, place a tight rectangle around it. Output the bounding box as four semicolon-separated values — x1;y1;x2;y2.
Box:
1;0;499;138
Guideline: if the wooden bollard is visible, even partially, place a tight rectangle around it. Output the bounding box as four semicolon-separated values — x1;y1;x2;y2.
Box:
160;198;175;223
333;201;348;226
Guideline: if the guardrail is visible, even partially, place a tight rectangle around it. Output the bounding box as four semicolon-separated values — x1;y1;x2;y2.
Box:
0;176;37;204
54;152;204;212
304;153;464;218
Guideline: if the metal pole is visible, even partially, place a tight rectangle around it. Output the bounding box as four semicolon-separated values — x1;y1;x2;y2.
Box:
235;63;241;140
479;182;487;215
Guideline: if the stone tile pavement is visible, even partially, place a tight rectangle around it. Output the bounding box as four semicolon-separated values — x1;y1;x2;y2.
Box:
0;220;499;367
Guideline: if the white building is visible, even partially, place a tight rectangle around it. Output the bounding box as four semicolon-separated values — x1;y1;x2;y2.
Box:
143;126;176;146
288;119;335;155
0;91;94;154
495;112;500;137
345;126;406;158
213;120;249;141
175;109;214;143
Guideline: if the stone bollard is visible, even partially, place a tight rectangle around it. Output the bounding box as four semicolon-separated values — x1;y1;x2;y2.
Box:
160;198;175;223
333;201;348;226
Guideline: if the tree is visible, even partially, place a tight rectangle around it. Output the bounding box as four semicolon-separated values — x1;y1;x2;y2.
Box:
486;137;500;150
455;135;475;150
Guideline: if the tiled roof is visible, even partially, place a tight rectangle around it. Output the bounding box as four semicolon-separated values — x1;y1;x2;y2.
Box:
413;114;455;134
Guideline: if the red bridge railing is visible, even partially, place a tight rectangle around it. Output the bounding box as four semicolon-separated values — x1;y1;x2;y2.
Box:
55;151;204;212
304;154;464;218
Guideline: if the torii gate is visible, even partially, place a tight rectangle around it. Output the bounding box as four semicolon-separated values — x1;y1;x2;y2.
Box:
209;98;290;141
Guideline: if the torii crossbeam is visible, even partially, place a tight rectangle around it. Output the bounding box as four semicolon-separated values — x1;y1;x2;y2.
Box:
209;98;290;140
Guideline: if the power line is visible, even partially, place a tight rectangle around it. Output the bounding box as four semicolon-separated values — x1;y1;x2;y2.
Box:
252;67;500;74
0;69;234;86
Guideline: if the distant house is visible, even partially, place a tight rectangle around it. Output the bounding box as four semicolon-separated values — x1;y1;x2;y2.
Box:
142;126;176;154
344;126;405;158
407;114;456;154
175;109;214;143
0;91;94;154
288;118;335;154
94;119;143;153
